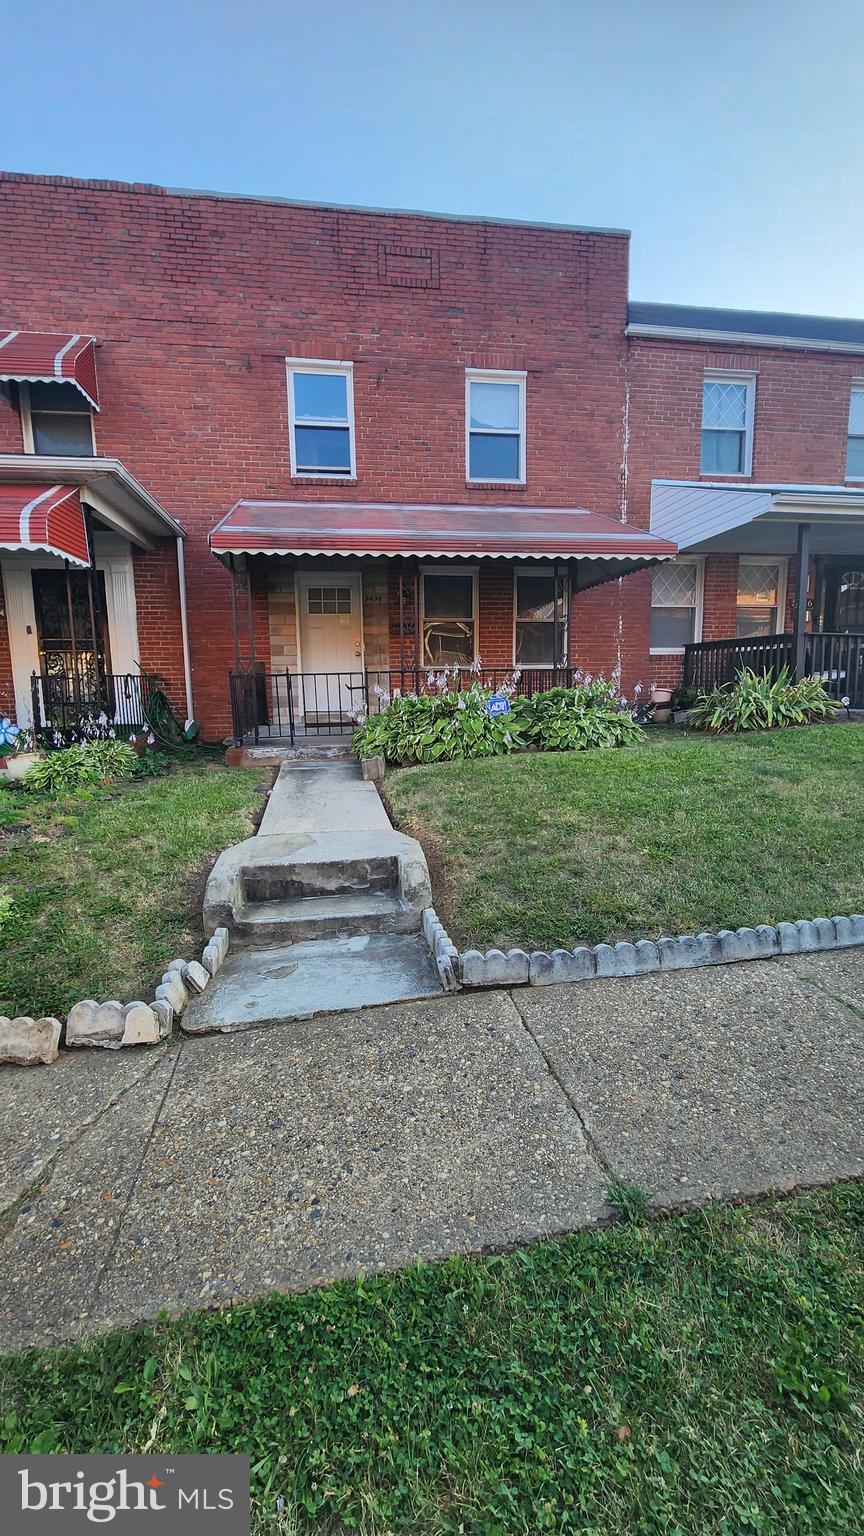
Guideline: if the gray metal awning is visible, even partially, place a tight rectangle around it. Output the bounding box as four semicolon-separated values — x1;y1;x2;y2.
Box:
650;480;864;556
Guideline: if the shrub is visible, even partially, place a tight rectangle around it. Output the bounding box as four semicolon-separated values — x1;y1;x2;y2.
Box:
527;684;645;752
688;667;837;734
22;739;138;794
353;672;644;764
353;682;530;765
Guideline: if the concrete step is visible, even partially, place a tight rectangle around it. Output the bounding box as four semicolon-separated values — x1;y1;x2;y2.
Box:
236;890;419;944
243;854;399;904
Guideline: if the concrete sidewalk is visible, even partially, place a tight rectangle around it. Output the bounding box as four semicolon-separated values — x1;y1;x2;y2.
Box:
1;948;863;1352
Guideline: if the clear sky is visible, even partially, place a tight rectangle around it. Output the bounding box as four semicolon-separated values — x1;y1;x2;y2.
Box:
3;0;864;316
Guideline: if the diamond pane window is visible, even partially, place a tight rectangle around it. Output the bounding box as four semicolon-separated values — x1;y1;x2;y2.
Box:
846;388;864;477
650;561;700;650
700;374;753;475
736;560;781;638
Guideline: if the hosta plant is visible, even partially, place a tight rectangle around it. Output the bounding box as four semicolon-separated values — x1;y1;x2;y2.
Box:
527;684;645;752
353;681;530;765
22;739;138;794
688;667;837;734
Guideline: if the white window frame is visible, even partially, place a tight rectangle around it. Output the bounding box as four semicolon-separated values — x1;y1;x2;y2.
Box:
735;556;788;637
420;564;479;668
649;557;704;656
845;381;864;482
700;369;756;478
19;380;96;455
465;369;526;485
512;565;568;667
286;358;356;479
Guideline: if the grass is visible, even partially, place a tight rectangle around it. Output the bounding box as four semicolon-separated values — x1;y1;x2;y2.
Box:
0;757;264;1018
1;1183;862;1534
384;724;864;951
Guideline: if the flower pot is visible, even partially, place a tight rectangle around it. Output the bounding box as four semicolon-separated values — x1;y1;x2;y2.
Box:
651;687;673;705
4;752;40;781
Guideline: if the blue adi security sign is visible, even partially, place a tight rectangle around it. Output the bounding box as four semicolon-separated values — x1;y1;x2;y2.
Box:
486;691;511;719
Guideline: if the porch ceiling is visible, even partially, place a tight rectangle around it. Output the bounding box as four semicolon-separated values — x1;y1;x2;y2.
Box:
651;479;864;555
209;498;676;574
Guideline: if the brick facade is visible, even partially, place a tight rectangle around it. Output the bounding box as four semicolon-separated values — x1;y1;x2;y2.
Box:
1;172;862;735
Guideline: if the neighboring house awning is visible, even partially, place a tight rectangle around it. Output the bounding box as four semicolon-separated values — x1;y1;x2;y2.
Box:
0;455;185;547
0;330;100;409
650;479;864;556
0;483;90;566
210;500;677;574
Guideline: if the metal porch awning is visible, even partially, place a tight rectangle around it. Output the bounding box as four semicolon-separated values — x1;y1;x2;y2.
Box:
0;482;90;565
209;499;677;579
0;331;100;409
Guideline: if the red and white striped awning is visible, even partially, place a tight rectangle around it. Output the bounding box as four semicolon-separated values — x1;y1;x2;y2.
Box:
0;331;99;409
0;483;90;566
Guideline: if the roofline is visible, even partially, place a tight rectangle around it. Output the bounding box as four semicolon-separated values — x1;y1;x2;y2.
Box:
627;322;864;355
653;478;864;496
0;170;631;240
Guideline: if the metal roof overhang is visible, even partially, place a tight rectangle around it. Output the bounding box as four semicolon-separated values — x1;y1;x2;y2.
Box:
650;480;864;557
0;483;91;566
209;500;677;584
0;330;100;409
0;455;184;548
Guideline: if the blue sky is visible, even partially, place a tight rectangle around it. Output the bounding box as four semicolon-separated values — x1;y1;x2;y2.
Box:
3;0;864;315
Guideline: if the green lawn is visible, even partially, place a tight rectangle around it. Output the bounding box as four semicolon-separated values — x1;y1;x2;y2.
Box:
1;1183;862;1534
384;724;864;951
0;759;263;1019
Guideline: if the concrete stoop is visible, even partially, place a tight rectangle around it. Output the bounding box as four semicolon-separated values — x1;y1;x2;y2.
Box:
190;759;441;1027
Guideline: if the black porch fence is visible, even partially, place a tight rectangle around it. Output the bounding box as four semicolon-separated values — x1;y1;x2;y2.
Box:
229;666;584;744
683;632;864;707
30;670;157;739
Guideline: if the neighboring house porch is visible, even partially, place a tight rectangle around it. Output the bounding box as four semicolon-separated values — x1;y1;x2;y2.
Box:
650;480;864;705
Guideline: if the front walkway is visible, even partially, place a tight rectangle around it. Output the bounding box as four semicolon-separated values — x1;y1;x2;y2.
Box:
1;948;863;1352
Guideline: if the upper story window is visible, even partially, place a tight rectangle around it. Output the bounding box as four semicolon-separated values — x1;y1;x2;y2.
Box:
466;370;526;483
286;360;355;477
21;381;94;456
650;559;703;652
700;370;755;476
846;386;864;478
736;560;785;638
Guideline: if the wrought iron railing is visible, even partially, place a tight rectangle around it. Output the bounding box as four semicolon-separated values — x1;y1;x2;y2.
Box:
683;632;864;706
229;666;583;744
30;670;157;741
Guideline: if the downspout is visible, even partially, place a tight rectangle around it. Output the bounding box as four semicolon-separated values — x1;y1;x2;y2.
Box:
175;535;195;725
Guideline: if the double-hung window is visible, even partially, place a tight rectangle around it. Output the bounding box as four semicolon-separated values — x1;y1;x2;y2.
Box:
700;371;755;476
514;571;568;666
650;559;703;652
846;386;864;478
466;370;525;483
287;360;355;476
736;560;785;638
421;570;476;667
21;381;94;456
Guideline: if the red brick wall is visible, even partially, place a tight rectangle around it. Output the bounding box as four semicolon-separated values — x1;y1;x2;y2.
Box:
132;541;186;712
0;173;630;737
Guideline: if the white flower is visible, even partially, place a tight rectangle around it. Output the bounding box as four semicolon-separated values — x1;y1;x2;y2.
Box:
147;732;155;745
457;698;466;710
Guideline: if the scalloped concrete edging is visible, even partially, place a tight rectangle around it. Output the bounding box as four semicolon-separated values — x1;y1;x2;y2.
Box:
0;927;231;1065
421;907;461;991
457;914;864;988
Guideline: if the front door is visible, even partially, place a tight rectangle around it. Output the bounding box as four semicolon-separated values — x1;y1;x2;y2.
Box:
296;573;364;723
821;562;864;632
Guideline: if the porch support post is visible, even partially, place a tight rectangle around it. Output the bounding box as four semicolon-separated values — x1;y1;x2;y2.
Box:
82;506;107;709
228;554;241;673
793;522;812;679
412;560;420;689
564;562;573;677
398;562;406;691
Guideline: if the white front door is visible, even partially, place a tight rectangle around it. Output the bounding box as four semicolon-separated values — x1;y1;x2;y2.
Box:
296;573;364;721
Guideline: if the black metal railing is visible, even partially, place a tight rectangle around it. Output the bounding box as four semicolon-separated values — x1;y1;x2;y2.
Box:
683;632;864;706
30;670;157;740
229;665;583;744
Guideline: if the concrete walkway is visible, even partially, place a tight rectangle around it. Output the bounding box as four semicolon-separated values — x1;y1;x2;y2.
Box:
2;948;863;1351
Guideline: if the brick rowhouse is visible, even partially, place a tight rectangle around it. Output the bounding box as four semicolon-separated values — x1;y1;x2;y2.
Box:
2;171;863;737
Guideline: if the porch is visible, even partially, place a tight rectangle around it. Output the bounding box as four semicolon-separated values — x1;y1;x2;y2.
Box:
209;497;679;745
